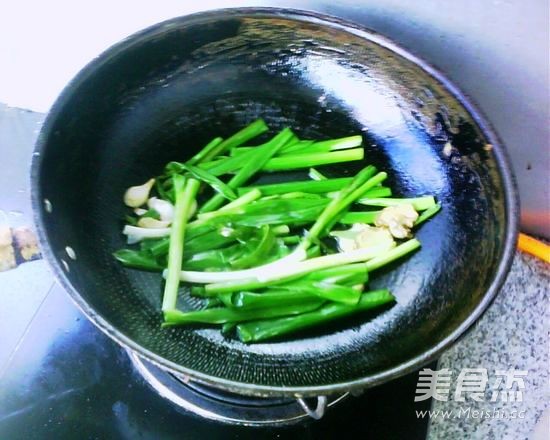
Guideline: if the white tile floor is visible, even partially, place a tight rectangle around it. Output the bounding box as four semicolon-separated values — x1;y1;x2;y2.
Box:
0;260;54;373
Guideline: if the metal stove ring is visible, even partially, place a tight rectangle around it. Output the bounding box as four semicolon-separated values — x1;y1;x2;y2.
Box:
127;350;349;426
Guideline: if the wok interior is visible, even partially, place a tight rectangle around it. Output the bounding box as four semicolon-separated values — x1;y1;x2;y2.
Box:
37;12;508;393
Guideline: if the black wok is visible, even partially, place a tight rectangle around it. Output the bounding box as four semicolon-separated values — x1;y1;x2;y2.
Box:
31;8;518;397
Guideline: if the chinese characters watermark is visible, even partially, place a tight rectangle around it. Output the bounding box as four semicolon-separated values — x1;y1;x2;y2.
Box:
414;368;527;403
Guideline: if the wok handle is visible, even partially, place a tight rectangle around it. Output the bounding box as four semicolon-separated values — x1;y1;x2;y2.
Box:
517;233;550;263
296;395;328;420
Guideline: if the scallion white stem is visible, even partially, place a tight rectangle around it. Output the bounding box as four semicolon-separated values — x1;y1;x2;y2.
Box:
164;244;387;286
357;196;436;211
162;177;200;312
364;238;421;272
123;225;171;244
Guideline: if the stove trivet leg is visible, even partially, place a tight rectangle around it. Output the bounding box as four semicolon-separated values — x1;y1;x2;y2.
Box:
296;395;328;420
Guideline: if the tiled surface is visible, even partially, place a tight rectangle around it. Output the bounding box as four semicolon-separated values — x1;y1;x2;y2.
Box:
0;260;54;372
0;104;45;227
0;104;53;372
429;252;549;439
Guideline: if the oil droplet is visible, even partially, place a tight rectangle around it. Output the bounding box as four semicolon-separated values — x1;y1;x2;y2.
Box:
65;246;77;260
220;227;233;237
32;151;40;157
44;199;52;213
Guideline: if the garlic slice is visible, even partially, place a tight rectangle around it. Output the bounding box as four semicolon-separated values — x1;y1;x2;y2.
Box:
374;204;419;239
137;217;171;229
123;178;155;208
147;197;174;222
330;223;395;253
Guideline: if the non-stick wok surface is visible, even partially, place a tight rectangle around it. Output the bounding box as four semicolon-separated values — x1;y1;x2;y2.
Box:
32;9;517;396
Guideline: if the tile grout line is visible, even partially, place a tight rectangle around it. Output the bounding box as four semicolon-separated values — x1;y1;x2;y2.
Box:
0;281;56;379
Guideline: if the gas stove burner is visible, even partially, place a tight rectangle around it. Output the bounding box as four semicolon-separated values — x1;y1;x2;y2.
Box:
127;350;349;426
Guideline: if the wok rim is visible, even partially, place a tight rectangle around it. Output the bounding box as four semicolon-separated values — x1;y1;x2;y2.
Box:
30;7;519;397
